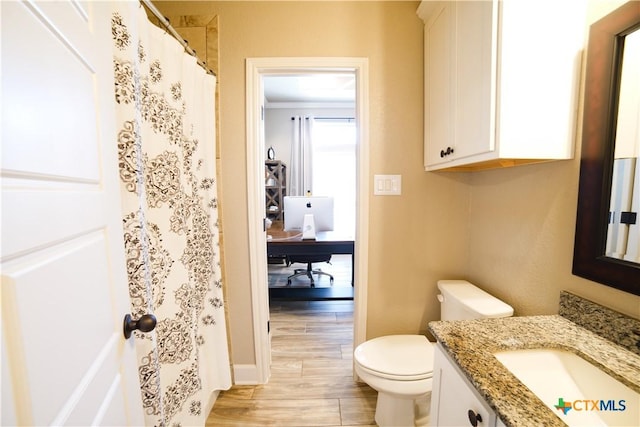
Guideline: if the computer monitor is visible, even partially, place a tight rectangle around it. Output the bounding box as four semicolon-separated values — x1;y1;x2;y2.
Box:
283;196;334;232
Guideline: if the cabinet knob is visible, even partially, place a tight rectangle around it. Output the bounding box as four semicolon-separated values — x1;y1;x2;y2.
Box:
440;147;455;158
467;409;483;426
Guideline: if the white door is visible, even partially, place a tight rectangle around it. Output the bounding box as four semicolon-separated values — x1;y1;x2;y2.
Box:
1;1;144;425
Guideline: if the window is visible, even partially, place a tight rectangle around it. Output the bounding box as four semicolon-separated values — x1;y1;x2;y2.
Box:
311;119;356;233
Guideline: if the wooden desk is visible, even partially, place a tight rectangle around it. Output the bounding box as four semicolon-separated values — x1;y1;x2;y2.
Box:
267;223;354;286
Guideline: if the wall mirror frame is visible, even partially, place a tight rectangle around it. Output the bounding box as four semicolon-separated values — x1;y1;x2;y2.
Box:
573;1;640;296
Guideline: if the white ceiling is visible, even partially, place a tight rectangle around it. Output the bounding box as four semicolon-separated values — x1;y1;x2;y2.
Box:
263;73;356;105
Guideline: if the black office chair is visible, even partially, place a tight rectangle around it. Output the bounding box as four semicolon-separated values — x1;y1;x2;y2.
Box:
286;254;334;287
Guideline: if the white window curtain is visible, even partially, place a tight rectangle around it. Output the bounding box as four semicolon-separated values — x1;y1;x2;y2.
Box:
110;3;231;425
289;116;314;196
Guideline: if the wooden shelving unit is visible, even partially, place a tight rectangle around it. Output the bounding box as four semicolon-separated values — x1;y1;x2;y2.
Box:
265;160;286;221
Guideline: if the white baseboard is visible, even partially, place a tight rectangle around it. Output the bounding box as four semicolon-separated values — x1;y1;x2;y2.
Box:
233;364;261;385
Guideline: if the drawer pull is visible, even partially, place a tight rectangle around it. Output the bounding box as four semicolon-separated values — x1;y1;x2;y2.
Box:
468;409;483;426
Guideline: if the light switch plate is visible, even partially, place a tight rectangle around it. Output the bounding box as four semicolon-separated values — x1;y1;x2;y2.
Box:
374;174;401;195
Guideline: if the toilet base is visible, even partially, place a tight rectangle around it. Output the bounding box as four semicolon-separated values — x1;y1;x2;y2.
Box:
373;391;430;427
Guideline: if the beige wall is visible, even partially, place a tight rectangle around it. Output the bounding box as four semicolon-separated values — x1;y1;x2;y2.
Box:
155;1;640;368
465;0;640;320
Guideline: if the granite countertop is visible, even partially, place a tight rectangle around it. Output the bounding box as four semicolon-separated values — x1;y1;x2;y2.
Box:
428;315;640;427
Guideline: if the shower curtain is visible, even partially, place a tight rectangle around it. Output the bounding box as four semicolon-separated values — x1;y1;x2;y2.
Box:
110;3;231;425
289;116;314;196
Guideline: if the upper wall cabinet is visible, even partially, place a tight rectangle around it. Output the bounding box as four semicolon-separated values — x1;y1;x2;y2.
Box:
417;0;586;171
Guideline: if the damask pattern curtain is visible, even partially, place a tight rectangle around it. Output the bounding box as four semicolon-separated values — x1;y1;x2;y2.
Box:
110;3;231;425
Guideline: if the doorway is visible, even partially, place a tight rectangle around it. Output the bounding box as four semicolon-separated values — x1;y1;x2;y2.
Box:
245;58;370;383
264;74;356;297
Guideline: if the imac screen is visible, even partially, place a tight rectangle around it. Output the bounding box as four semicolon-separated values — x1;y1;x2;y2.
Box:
283;196;334;232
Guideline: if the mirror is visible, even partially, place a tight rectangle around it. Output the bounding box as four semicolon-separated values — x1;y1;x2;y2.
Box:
573;1;640;295
606;29;639;261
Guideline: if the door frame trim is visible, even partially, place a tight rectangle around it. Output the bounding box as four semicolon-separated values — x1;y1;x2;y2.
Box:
245;57;369;383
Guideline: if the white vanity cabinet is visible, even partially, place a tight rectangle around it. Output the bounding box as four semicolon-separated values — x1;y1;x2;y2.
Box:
431;343;499;427
417;1;586;171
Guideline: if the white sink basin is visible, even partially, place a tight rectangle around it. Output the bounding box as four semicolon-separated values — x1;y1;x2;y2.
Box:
494;348;639;426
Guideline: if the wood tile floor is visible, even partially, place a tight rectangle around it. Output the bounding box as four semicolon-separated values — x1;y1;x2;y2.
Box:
206;299;377;426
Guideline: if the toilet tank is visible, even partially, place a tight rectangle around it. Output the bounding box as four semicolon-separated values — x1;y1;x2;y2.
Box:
437;280;514;320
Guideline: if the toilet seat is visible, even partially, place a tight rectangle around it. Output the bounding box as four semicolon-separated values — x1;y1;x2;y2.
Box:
355;335;434;381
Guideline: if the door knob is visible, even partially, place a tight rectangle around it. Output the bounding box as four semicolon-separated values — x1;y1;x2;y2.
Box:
123;314;157;339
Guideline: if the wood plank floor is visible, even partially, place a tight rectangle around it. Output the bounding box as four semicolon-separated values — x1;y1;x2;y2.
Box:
206;299;377;426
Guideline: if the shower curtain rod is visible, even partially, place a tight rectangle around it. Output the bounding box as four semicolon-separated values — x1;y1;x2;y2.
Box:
140;0;216;77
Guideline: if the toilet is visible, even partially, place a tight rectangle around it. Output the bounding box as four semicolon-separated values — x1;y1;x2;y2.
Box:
354;280;514;427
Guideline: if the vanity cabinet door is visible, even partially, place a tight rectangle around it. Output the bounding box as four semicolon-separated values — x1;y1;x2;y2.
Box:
431;343;497;427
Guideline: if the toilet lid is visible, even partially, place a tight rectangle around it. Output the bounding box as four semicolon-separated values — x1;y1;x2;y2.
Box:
355;335;434;378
